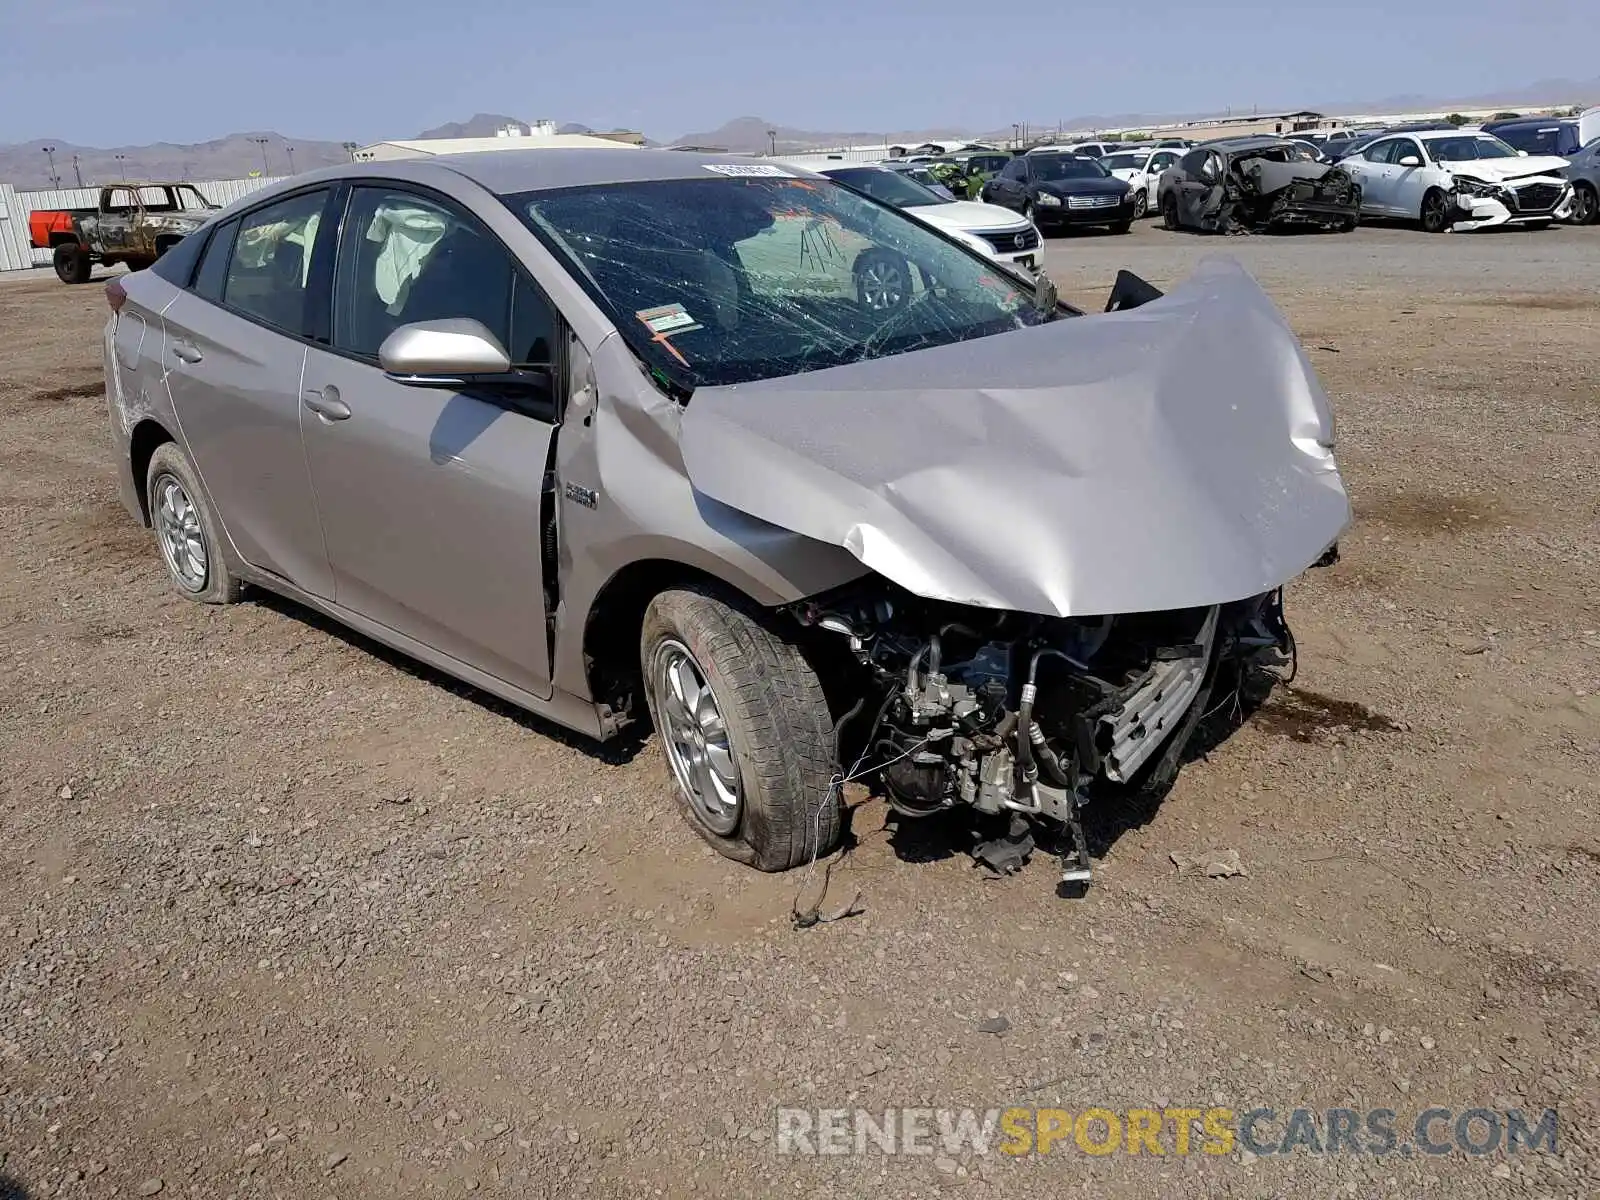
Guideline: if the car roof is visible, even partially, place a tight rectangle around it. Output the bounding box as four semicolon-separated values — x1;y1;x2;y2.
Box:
1483;116;1571;128
431;147;806;193
215;149;838;221
1410;129;1495;141
1197;136;1291;151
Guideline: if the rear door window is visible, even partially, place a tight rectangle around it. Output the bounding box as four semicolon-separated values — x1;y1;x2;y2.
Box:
222;190;331;334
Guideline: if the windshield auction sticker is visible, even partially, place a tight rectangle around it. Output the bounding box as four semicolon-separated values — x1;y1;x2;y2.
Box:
703;163;793;177
636;304;702;335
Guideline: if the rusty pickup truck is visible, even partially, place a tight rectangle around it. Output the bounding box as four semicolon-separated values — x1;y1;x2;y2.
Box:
29;182;217;283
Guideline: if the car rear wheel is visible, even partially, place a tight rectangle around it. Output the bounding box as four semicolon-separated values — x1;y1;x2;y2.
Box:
1131;191;1148;219
1420;189;1451;234
1570;182;1598;226
145;442;242;604
53;243;92;284
1162;193;1182;231
640;587;841;872
853;249;911;313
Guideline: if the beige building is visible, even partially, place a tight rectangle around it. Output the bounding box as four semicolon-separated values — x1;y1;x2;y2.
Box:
1137;110;1347;141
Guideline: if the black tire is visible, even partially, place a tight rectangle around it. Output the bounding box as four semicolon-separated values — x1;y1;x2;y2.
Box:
53;243;92;284
1162;193;1182;231
853;248;911;313
1131;190;1148;219
1570;182;1598;226
145;442;242;605
640;587;841;872
1337;217;1358;232
1420;189;1451;234
1524;220;1553;231
1109;220;1132;235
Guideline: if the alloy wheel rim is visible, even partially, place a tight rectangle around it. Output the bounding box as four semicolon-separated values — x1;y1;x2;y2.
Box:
1424;195;1447;231
860;260;905;311
153;473;207;592
651;638;741;835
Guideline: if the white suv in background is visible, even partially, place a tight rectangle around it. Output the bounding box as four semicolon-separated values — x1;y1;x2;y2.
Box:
794;163;1045;274
1097;146;1185;218
1339;130;1573;232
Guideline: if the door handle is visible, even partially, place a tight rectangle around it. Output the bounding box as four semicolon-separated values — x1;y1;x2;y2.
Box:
171;340;203;364
302;385;351;422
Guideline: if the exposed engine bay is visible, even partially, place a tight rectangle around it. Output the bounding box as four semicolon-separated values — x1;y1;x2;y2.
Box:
791;577;1311;886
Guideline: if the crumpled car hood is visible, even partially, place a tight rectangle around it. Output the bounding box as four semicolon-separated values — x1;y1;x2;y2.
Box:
679;256;1350;618
1448;155;1569;182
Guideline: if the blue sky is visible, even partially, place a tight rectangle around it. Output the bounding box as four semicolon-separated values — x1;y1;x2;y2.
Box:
2;0;1594;146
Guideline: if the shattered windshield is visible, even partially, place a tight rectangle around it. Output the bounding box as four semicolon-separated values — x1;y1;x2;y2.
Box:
513;175;1050;392
823;167;949;209
1031;156;1110;181
1427;136;1518;162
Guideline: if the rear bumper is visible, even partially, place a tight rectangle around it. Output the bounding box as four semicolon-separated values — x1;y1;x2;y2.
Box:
104;317;144;526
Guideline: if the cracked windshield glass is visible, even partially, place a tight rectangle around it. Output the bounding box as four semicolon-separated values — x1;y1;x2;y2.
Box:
515;173;1051;390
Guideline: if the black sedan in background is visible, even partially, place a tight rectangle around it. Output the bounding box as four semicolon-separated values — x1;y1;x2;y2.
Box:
980;153;1134;233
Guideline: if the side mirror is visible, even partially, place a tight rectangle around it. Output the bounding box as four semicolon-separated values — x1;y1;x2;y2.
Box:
1398;155;1423;167
1104;269;1164;312
379;319;512;382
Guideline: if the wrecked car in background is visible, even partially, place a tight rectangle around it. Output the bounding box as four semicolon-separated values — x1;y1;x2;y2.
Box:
29;182;217;283
1158;138;1361;233
101;149;1348;894
1338;130;1575;233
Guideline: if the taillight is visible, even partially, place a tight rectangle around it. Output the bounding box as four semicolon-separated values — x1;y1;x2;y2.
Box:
105;278;126;314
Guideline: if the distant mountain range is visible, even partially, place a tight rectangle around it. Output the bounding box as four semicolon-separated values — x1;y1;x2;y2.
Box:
0;133;354;190
4;77;1593;190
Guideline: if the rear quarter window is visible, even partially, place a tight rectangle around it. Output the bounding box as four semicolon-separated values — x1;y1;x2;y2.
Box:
148;225;211;287
193;219;239;303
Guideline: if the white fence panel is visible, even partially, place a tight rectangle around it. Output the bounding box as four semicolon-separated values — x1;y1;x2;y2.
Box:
0;184;36;272
6;176;290;268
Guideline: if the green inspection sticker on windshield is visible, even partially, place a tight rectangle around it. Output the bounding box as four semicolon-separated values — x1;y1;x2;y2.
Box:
637;303;703;335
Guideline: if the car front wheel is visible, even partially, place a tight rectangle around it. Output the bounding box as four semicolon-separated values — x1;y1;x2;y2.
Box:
1420;188;1452;234
641;588;841;872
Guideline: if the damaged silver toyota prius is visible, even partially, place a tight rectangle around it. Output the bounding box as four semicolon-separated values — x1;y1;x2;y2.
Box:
103;149;1349;889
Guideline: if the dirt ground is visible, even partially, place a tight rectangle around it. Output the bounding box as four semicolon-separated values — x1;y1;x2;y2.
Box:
2;222;1597;1200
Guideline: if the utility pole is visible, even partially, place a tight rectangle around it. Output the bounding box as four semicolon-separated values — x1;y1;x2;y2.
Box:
114;153;128;182
42;145;61;187
767;128;776;156
251;136;271;175
71;154;84;188
342;141;359;162
285;144;297;174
